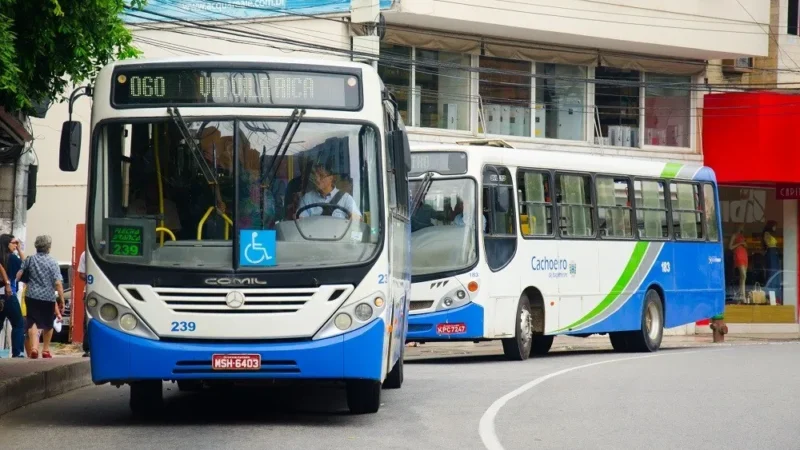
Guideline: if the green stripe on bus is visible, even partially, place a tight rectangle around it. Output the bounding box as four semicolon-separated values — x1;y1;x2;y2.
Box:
660;162;683;178
555;241;650;332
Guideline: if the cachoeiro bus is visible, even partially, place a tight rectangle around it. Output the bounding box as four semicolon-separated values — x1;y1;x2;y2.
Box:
407;140;723;359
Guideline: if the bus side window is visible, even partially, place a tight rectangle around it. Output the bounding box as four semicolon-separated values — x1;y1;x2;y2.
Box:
634;179;669;240
671;182;704;241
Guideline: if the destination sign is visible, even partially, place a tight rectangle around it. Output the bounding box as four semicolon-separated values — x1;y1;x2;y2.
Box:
108;225;144;257
410;152;468;177
111;67;361;110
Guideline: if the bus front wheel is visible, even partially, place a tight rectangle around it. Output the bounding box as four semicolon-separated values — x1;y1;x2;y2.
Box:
129;380;163;418
346;380;381;414
502;294;533;361
383;351;404;389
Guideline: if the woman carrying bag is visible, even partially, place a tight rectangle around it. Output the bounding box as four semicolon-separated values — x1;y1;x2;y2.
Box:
0;234;25;358
17;235;65;359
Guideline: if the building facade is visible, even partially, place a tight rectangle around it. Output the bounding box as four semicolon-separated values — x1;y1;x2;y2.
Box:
701;0;800;333
27;1;772;337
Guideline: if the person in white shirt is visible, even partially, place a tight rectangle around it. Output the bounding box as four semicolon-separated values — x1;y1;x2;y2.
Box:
78;251;89;357
297;162;361;221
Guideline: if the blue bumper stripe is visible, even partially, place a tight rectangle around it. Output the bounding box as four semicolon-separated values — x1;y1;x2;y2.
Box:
88;317;386;384
406;302;484;340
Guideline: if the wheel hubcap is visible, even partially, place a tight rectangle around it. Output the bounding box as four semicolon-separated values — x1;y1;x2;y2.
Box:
645;302;661;340
520;309;533;347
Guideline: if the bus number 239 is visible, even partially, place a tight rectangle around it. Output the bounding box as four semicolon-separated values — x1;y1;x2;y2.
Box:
171;321;197;332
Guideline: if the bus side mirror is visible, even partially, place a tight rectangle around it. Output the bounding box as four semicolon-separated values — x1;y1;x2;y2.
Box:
59;121;82;172
390;130;410;209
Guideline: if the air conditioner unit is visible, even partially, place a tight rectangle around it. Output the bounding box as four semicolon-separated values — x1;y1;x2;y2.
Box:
722;57;754;73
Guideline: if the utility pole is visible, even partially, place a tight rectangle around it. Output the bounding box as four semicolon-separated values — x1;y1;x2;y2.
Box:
350;0;382;69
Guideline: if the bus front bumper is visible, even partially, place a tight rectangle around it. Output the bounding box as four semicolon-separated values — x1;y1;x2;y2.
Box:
406;302;484;341
88;317;386;384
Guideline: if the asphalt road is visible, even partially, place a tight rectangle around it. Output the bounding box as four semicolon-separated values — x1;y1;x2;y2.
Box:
1;342;798;450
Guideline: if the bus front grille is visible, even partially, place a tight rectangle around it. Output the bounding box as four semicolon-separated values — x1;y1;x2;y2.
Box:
152;287;320;314
410;300;434;311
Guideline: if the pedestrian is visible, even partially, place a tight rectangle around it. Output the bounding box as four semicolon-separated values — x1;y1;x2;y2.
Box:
77;250;89;357
17;235;65;359
0;234;25;357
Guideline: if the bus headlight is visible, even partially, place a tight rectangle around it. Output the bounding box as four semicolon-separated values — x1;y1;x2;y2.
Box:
354;303;373;321
314;292;387;340
334;313;352;330
119;314;138;331
100;303;118;321
86;292;158;341
436;281;477;312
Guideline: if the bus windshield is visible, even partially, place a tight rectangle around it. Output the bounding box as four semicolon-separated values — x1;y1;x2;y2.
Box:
89;119;382;270
410;178;478;277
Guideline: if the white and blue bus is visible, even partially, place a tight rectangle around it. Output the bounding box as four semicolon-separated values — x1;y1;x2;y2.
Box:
58;55;412;414
407;141;724;359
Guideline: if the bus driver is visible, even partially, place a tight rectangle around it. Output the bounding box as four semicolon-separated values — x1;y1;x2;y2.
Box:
297;161;361;221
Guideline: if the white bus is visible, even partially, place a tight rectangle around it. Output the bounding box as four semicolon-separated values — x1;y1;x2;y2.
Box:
58;55;412;415
407;141;724;359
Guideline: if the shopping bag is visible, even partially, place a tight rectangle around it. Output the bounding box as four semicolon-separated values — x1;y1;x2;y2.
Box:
750;283;767;305
20;285;26;317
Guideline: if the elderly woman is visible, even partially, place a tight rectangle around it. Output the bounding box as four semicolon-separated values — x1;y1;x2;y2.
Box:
16;235;65;359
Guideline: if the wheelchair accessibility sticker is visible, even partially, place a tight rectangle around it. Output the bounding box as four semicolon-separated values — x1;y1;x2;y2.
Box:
239;230;277;267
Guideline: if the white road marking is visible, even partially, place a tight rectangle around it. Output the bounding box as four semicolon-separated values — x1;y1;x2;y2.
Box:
478;349;706;450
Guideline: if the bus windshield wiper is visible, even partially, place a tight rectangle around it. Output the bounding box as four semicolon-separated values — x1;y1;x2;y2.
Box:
266;108;305;182
167;107;218;186
410;171;434;216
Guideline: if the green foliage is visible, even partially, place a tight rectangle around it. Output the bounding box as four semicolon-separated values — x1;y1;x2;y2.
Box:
0;0;148;113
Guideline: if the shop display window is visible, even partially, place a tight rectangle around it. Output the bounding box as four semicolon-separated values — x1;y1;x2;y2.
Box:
644;74;691;148
719;187;785;306
377;43;412;125
415;49;471;131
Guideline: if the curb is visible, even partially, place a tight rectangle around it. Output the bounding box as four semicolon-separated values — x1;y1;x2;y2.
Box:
0;360;92;417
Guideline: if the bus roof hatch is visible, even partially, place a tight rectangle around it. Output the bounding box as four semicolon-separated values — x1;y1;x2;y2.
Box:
455;139;515;149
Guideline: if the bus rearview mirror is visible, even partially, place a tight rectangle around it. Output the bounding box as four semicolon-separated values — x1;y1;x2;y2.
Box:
59;121;82;172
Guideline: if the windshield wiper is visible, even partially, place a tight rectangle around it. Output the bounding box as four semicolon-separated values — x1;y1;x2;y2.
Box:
167;107;218;186
266;108;305;182
410;171;434;216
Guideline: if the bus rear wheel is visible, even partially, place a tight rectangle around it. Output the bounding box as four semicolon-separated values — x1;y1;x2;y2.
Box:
129;380;163;418
612;289;664;353
502;294;533;361
346;380;381;414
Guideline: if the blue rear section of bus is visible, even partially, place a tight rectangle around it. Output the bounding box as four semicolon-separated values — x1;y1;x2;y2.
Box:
569;240;725;335
88;317;386;384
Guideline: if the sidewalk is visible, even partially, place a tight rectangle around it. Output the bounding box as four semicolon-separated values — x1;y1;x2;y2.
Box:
0;356;90;417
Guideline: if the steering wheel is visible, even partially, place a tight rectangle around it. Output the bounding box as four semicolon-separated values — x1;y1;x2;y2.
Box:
295;202;352;220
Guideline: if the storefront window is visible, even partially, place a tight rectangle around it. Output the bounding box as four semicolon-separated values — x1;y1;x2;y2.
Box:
535;63;586;141
479;57;532;137
594;67;640;147
378;44;412;125
719;187;784;308
644;74;691;148
415;49;471;131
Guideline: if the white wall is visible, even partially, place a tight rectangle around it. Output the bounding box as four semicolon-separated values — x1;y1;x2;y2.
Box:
391;0;770;59
27;17;350;262
776;0;800;86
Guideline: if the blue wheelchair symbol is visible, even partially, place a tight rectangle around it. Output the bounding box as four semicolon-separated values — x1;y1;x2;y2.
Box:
239;230;277;267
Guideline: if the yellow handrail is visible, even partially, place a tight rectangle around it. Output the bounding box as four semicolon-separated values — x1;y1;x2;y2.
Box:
154;124;167;247
155;227;177;242
197;206;233;240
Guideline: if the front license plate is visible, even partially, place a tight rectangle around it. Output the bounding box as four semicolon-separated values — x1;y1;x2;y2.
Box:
211;354;261;371
436;323;467;335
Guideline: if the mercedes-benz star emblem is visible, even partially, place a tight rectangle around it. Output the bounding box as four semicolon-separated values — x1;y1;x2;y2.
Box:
225;291;246;309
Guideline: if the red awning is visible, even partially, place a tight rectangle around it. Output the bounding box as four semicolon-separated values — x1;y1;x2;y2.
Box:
703;92;800;184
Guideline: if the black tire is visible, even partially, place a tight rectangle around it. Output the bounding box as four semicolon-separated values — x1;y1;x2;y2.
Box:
609;332;632;352
530;335;554;356
382;352;403;390
627;289;664;353
130;381;163;418
502;294;533;361
346;380;381;414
